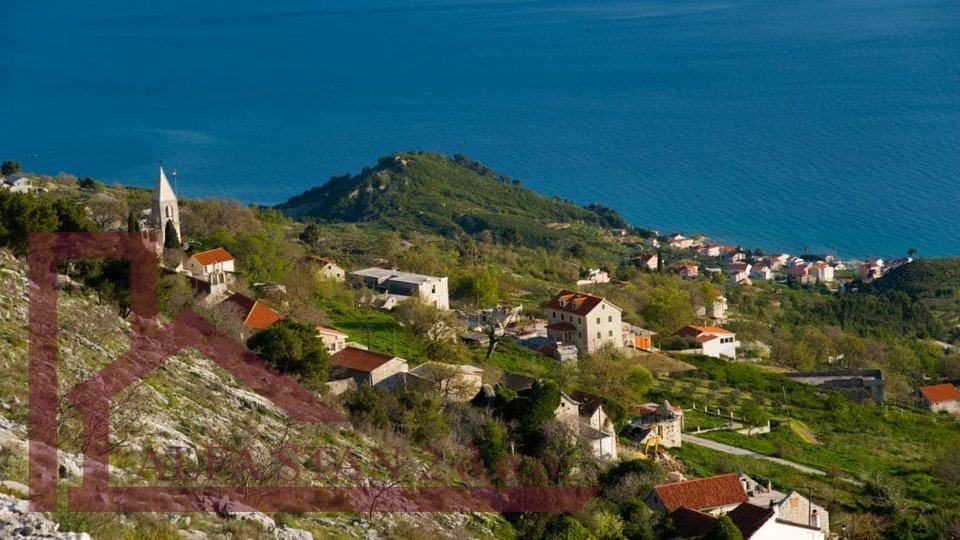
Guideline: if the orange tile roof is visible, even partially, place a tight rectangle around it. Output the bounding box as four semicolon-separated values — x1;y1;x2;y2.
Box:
224;293;282;330
919;383;960;404
191;247;234;265
652;473;748;512
316;326;348;337
330;347;397;373
676;325;734;337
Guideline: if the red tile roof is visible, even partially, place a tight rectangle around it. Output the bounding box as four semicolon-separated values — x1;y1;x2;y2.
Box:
330;347;397;373
316;326;348;337
652;473;748;512
548;290;616;316
919;383;960;404
569;389;605;418
191;247;234;265
546;322;577;332
667;507;717;537
223;293;282;330
695;335;718;344
727;503;775;538
309;256;338;266
675;325;734;337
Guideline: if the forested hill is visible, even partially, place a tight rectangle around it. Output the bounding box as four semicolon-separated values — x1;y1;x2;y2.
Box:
277;151;631;248
868;258;960;335
870;258;960;299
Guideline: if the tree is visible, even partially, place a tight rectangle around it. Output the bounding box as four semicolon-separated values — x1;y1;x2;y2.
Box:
87;194;128;230
127;211;141;232
1;160;21;176
246;320;329;384
642;287;693;333
907;247;917;258
474;419;510;479
579;346;654;405
501;227;523;247
163;220;181;249
702;515;744;540
393;297;460;343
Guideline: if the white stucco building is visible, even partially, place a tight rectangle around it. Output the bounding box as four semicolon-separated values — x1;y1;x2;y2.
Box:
349;267;449;310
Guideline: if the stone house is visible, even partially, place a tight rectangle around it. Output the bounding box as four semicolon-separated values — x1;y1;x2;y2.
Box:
328;347;408;389
623;401;684;447
741;474;829;536
308;256;345;282
645;473;748;514
556;390;618;460
546;290;623;355
667;502;825;539
917;383;960;415
406;362;483;402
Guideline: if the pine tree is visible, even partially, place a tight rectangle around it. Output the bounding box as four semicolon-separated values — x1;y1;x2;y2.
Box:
163;220;181;249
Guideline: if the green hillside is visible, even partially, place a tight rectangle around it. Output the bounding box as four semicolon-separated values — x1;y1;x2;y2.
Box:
871;258;960;299
870;258;960;333
277;151;630;248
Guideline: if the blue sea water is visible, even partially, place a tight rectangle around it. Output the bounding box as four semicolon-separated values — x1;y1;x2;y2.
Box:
1;0;958;258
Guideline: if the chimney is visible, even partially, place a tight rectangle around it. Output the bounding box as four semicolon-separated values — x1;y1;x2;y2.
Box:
810;509;819;529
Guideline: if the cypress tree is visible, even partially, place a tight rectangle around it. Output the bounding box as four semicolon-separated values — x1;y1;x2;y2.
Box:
163;220;181;249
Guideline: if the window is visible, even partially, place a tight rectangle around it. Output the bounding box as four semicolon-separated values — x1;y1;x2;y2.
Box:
608;316;612;323
596;317;601;324
608;330;613;337
596;332;601;339
165;205;172;218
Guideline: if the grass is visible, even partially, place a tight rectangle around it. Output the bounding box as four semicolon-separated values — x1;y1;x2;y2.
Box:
652;355;960;512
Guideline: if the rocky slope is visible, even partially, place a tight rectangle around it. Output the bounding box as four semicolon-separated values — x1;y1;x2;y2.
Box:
0;250;505;539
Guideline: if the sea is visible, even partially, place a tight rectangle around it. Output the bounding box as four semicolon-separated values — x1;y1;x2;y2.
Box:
1;0;958;259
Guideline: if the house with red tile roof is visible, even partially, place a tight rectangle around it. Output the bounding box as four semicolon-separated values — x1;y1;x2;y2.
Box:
666;502;825;539
222;292;282;335
184;247;236;295
674;263;699;280
809;262;834;283
635;253;659;271
674;325;739;359
329;346;408;389
917;383;960;415
316;326;348;353
546;290;623;355
186;247;235;276
645;473;748;514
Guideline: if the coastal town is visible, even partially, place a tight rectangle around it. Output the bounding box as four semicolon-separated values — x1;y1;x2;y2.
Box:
0;158;958;539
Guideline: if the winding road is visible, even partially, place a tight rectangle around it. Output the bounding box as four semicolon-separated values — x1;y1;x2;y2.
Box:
681;433;863;486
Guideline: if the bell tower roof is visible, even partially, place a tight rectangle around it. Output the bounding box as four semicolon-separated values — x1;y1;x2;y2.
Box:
154;166;176;202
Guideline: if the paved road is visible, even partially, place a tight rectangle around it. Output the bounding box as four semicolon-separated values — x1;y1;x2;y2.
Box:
682;434;830;477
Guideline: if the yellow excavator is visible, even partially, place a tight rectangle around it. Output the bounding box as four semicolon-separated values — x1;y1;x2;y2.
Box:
638;435;662;460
